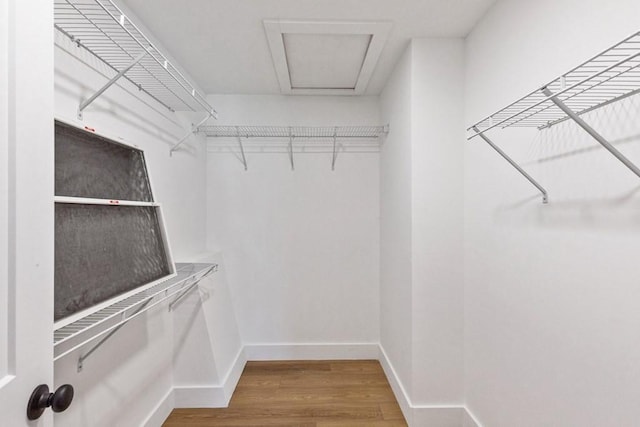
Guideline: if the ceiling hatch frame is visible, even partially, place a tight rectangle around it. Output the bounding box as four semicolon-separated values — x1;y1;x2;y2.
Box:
264;20;392;95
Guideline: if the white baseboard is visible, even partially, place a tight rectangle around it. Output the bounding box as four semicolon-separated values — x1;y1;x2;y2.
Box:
378;344;413;424
379;344;481;427
174;346;247;408
222;347;247;402
244;342;380;360
142;388;174;427
147;343;483;427
412;407;466;427
463;407;482;427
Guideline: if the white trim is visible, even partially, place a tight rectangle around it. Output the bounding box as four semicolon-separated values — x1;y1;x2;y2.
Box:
263;20;391;95
221;347;247;402
244;342;379;360
379;344;480;427
173;347;246;408
141;388;174;427
378;344;413;424
55;116;143;149
173;385;227;408
147;344;484;427
54;196;159;207
463;407;483;427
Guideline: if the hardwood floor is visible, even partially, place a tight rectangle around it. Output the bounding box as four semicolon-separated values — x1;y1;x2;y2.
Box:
163;360;408;426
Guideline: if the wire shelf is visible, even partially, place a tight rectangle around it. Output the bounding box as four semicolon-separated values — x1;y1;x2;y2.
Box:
54;0;216;116
468;30;640;138
53;262;217;362
200;125;388;139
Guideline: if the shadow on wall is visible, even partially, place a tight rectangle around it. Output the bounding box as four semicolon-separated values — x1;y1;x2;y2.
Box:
54;310;171;427
491;93;640;229
55;32;203;157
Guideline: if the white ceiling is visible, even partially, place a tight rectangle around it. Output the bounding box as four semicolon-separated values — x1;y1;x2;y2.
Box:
121;0;497;95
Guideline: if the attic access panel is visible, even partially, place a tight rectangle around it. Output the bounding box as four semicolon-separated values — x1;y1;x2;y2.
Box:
54;120;174;324
264;20;392;95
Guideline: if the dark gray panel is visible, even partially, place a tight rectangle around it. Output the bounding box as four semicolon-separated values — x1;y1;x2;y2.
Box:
55;121;153;201
55;204;171;321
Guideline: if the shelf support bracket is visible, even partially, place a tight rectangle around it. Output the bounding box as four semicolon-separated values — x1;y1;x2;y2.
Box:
236;127;248;171
331;128;338;171
288;129;295;171
542;87;640;180
472;126;548;204
168;264;217;311
170;112;213;156
78;50;148;120
168;282;200;311
77;298;152;372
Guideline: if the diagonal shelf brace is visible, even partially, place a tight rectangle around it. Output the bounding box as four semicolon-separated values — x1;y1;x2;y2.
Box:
542;87;640;179
74;264;217;372
168;265;216;311
236;127;248;171
77;298;151;372
170;112;214;156
331;127;338;171
78;50;148;120
472;126;549;204
288;128;295;171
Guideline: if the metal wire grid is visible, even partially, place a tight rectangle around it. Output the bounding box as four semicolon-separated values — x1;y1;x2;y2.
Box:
53;263;216;351
199;125;388;139
468;31;640;138
54;0;215;114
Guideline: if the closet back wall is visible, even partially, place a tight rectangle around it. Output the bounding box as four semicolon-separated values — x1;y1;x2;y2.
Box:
206;95;380;358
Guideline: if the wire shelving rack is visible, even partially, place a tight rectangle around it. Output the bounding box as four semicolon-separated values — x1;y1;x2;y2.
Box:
54;263;217;371
201;125;388;170
467;30;640;203
54;0;217;152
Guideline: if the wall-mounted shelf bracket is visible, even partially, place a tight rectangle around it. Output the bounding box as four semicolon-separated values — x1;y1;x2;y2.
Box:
331;128;338;171
74;264;216;372
77;299;151;372
542;87;640;180
472;126;548;204
168;264;217;311
77;50;148;120
170;112;215;156
236;127;248;171
54;263;217;371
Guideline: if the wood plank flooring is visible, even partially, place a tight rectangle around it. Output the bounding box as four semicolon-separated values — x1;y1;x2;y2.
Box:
163;360;408;427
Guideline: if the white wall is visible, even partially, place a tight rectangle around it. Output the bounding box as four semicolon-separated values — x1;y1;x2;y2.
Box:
205;94;381;358
465;1;640;426
52;27;216;426
411;37;465;408
380;39;466;426
379;43;414;415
